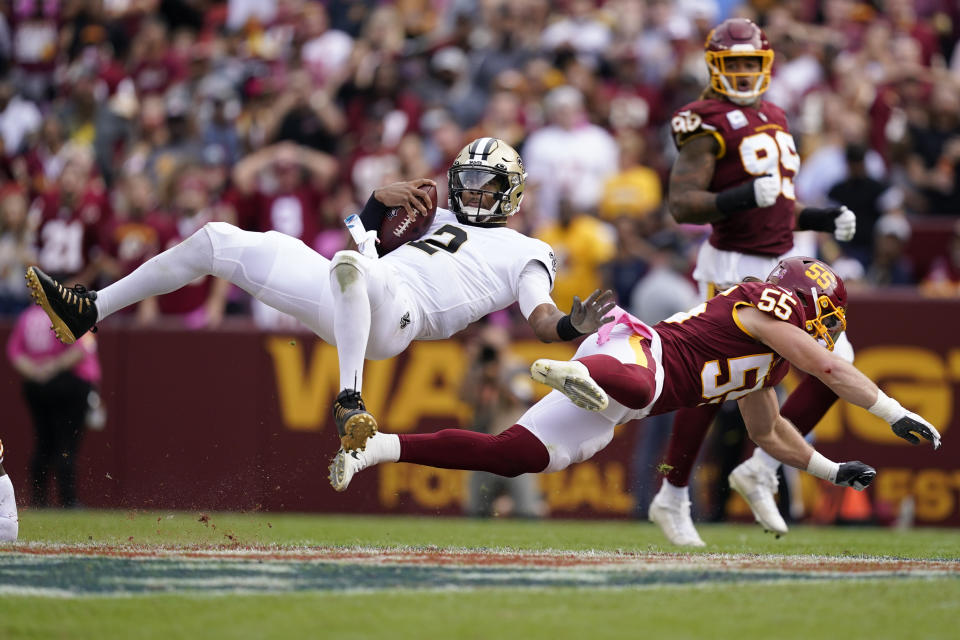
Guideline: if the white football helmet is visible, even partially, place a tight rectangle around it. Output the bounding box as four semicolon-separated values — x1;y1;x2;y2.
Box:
448;137;526;226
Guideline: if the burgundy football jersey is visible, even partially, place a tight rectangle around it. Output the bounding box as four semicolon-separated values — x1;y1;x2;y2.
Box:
650;280;804;413
671;98;799;257
34;188;112;281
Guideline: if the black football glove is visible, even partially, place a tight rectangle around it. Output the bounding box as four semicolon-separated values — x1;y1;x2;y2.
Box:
891;413;942;449
835;461;877;491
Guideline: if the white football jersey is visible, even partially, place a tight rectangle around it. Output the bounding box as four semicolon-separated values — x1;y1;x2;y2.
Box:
383;208;556;339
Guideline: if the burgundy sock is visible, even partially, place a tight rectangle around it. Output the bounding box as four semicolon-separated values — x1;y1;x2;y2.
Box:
398;424;549;477
781;373;839;437
663;404;721;487
576;354;655;409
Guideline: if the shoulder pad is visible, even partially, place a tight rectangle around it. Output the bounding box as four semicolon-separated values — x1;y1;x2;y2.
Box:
739;281;805;329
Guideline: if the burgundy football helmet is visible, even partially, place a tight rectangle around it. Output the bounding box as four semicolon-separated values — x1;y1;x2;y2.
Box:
704;18;774;105
766;257;848;350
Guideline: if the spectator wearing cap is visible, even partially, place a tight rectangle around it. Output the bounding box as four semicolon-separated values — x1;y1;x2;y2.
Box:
866;213;915;286
828;142;902;268
417;46;488;131
522;85;618;228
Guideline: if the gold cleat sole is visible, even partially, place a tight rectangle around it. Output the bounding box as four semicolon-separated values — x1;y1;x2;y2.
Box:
328;453;348;492
25;267;78;344
340;414;377;452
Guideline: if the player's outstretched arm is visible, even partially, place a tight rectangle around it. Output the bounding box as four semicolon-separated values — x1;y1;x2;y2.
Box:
739;389;877;491
526;289;617;343
739;307;942;449
794;203;857;241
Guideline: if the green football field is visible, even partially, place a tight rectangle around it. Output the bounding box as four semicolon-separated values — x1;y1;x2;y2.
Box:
1;509;958;640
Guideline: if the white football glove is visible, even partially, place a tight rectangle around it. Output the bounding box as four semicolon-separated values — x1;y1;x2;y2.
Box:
833;206;856;242
753;174;781;208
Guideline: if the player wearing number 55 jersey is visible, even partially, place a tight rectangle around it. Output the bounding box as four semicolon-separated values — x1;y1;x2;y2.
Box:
329;257;941;496
25;138;618;459
651;18;861;546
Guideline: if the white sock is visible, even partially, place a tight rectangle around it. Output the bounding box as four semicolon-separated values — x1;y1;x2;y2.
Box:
752;447;781;473
659;479;690;502
96;227;215;320
0;474;18;542
371;433;401;465
330;259;371;392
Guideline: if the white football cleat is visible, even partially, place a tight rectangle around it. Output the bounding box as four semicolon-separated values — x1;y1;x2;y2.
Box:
729;458;788;536
530;359;609;411
328;432;391;492
648;487;706;547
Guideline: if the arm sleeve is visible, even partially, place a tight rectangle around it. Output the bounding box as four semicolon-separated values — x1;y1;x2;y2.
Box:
517;261;555;319
358;193;390;234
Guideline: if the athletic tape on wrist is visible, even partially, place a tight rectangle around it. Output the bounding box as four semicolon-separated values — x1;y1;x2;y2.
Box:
806;451;839;483
868;390;907;424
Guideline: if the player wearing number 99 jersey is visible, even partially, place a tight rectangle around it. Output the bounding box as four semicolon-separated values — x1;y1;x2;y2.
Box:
652;18;861;546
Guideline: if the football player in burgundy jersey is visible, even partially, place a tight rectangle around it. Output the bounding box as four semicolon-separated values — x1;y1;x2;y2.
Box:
650;18;861;545
329;258;941;511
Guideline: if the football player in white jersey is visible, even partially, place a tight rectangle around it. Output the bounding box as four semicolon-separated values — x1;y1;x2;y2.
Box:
26;138;616;456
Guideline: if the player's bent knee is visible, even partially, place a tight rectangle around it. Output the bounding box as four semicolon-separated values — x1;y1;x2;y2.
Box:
330;250;366;290
490;426;550;477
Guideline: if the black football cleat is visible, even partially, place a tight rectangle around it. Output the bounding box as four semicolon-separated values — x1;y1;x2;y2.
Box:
25;266;98;344
332;389;378;452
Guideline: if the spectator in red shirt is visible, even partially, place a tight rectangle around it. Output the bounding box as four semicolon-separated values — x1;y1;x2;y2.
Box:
232;141;337;247
31;148;112;286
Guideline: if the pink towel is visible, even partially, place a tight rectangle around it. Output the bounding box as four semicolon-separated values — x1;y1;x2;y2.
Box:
595;306;653;345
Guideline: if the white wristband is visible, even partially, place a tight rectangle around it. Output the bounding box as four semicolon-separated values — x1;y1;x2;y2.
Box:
806;451;840;483
868;389;907;425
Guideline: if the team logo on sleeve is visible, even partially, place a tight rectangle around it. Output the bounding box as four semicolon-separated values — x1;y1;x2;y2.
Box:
671;110;703;135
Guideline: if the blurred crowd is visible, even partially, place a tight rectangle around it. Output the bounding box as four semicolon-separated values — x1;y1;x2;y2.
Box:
2;0;960;328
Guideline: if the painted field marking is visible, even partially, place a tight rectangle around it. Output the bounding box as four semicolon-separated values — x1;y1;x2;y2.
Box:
0;545;957;597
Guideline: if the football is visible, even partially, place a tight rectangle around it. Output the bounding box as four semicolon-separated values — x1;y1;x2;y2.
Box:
377;184;438;255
